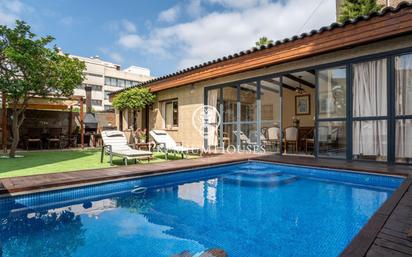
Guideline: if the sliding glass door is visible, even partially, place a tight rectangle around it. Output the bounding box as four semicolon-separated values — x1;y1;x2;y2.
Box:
395;53;412;164
352;59;388;161
316;66;347;158
205;77;281;152
260;78;281;153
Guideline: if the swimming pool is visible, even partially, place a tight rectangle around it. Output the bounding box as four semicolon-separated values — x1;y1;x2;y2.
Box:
0;161;404;257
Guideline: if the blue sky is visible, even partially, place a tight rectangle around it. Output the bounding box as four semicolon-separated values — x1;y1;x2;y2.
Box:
0;0;336;77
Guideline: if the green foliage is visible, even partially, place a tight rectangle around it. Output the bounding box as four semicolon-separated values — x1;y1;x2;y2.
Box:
255;36;274;47
112;87;156;111
0;20;85;157
0;20;85;100
338;0;383;23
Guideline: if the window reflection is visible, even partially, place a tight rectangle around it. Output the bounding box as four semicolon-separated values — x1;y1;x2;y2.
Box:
318;67;346;119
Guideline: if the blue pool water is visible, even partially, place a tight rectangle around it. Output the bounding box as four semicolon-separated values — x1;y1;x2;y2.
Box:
0;161;404;257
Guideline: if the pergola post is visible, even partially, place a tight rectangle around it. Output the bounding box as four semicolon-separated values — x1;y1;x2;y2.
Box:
68;105;73;148
144;105;149;143
1;92;7;153
79;97;84;149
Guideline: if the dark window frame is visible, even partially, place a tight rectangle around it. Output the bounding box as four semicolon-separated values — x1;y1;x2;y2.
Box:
204;46;412;165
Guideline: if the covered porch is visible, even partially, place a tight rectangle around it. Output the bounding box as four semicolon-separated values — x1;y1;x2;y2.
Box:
0;94;88;152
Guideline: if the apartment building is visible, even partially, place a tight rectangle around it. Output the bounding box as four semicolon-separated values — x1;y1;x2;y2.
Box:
71;55;154;111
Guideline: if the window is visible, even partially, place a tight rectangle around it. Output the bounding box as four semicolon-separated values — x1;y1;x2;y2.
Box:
85;72;103;78
81;84;102;91
164;100;178;128
91;100;102;106
318;67;346;119
104;91;112;100
110;77;117;87
352;59;388;161
118;79;125;88
104;105;113;110
317;66;347;158
104;77;110;85
395;53;412;163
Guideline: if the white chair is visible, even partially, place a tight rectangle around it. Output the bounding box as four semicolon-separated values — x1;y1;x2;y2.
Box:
284;127;298;153
149;130;200;159
267;127;281;151
101;130;152;166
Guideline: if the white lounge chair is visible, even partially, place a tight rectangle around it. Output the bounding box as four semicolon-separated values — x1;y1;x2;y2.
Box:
101;130;152;166
149;130;200;159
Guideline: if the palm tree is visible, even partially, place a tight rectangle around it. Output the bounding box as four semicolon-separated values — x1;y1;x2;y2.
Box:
338;0;383;23
255;36;274;47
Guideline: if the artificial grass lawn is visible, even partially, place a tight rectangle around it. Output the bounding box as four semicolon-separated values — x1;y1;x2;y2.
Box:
0;149;199;178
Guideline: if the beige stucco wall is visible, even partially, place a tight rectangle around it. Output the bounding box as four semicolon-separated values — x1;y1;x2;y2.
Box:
282;88;315;128
138;34;412;148
149;84;206;148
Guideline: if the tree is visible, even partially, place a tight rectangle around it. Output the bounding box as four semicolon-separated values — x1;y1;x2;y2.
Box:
112;87;156;111
338;0;383;23
255;36;274;47
0;20;85;157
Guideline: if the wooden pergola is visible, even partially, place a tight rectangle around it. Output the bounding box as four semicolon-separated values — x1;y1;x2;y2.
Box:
1;92;86;152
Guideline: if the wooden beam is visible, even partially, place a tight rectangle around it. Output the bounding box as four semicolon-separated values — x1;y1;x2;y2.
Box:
79;97;84;149
272;80;295;91
1;92;7;153
12;103;68;110
307;70;316;75
284;74;315;88
145;8;412;92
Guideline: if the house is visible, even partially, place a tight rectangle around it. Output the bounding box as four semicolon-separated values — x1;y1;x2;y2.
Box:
112;2;412;165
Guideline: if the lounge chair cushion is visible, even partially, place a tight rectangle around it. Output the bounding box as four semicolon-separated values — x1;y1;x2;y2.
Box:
102;130;152;158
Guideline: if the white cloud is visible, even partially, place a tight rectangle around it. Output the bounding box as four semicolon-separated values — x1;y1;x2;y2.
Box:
99;48;124;64
120;19;137;33
108;19;137;33
206;0;270;9
187;0;203;17
107;52;124;63
116;0;336;73
0;0;28;26
118;34;143;48
158;6;180;23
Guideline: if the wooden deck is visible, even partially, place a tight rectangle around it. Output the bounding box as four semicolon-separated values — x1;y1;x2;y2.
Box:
1;153;412;257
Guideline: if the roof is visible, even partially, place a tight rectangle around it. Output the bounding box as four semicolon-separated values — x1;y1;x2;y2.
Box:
112;1;412;95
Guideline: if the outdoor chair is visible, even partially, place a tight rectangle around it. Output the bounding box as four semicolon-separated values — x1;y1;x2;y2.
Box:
149;130;200;159
26;128;43;150
47;128;63;149
235;130;258;150
101;130;152;166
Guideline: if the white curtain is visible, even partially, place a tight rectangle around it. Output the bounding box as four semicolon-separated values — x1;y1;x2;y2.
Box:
395;54;412;158
352;59;387;157
207;90;219;147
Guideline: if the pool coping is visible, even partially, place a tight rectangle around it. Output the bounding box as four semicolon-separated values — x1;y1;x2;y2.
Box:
0;153;258;196
1;153;411;257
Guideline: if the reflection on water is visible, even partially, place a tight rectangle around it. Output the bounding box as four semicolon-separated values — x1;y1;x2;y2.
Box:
0;162;402;257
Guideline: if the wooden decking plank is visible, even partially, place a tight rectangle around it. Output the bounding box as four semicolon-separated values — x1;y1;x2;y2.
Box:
377;232;412;249
366;245;412;257
374;238;412;255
